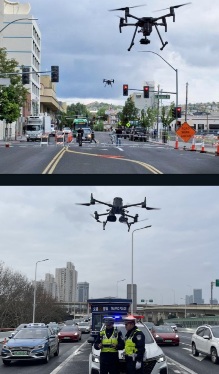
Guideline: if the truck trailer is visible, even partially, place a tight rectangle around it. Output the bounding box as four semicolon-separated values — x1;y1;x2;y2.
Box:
25;115;52;142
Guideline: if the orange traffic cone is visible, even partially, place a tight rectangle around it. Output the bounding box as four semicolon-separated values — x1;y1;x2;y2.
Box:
200;138;206;153
174;135;179;150
190;136;196;151
215;141;219;156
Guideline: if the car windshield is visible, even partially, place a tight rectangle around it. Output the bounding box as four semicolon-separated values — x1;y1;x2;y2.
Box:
14;328;48;339
114;324;154;344
153;326;174;333
61;326;78;331
78;322;89;326
211;327;219;338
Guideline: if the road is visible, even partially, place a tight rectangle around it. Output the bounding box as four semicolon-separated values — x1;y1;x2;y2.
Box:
0;132;218;177
2;331;219;374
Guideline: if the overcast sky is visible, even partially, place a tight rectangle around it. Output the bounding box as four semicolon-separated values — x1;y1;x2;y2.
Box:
26;0;219;107
1;185;219;305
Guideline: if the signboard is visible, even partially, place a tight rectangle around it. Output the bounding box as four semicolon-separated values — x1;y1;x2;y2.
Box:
154;94;170;99
0;78;10;87
216;280;219;287
91;305;129;312
176;122;196;142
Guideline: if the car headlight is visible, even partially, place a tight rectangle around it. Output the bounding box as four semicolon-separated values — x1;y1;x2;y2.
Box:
156;354;166;363
92;354;100;363
35;344;45;349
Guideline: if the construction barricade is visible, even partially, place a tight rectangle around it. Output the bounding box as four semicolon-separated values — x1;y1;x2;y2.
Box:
40;133;49;146
190;136;196;151
56;135;65;146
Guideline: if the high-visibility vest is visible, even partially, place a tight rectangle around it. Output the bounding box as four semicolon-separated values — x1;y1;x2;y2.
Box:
124;328;141;356
100;328;118;353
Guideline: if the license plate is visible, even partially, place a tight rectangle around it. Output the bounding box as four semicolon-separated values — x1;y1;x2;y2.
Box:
13;351;28;356
64;337;70;339
165;340;172;342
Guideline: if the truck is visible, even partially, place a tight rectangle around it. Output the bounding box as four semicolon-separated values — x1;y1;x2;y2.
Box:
25;115;52;142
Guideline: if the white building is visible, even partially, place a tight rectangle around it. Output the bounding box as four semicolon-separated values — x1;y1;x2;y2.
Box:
55;262;78;303
0;0;41;115
44;273;58;300
130;81;156;115
77;282;89;302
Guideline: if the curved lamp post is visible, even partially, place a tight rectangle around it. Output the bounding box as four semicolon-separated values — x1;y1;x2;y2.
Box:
139;50;178;123
33;258;49;323
0;18;38;34
131;225;151;314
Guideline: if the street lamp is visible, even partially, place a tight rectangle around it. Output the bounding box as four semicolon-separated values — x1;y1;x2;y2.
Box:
131;225;152;314
180;297;187;318
0;18;38;34
33;258;49;323
139;50;178;128
117;279;126;297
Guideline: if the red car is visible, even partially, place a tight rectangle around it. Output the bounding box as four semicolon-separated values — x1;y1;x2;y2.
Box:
151;325;180;346
58;325;82;342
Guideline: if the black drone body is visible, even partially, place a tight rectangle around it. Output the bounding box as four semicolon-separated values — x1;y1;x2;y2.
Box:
76;193;159;231
109;3;191;51
103;79;115;87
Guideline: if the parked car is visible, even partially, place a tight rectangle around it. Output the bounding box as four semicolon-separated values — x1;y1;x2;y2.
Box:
58;325;82;342
129;127;148;142
163;322;178;332
62;127;72;134
77;321;91;334
88;320;168;374
1;324;59;365
151;325;180;346
191;324;219;364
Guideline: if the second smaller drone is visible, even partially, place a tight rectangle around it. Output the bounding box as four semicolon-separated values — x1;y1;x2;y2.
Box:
103;79;114;87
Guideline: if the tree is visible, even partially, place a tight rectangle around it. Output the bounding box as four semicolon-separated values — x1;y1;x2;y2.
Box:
140;107;157;130
0;48;28;124
160;102;175;129
120;97;139;126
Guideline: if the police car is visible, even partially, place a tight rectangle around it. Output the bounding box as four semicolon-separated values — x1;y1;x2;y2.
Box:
88;317;168;374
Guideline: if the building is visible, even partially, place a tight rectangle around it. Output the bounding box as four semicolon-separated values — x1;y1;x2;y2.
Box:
129;81;156;115
193;289;204;304
77;282;89;302
44;273;58;300
55;262;78;303
0;0;41;116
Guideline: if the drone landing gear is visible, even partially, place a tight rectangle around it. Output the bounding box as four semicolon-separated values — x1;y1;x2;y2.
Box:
154;24;168;50
127;25;138;51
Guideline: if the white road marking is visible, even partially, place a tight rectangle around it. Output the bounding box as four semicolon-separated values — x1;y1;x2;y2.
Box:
49;341;87;374
166;356;199;374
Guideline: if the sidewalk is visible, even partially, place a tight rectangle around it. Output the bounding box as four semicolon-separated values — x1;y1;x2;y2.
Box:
149;137;218;155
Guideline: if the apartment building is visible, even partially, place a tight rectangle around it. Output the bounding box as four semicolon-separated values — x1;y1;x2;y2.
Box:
55;262;78;303
77;282;89;302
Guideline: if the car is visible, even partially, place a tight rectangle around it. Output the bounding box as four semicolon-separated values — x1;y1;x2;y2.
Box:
58;325;82;342
88;320;168;374
151;325;180;346
47;322;61;334
163;322;178;332
1;324;59;365
144;321;155;331
191;324;219;364
62;127;72;134
129;127;148;142
77;321;91;334
76;127;92;142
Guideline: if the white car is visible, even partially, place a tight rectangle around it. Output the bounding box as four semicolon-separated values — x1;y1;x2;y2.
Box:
62;127;72;134
191;324;219;364
88;321;168;374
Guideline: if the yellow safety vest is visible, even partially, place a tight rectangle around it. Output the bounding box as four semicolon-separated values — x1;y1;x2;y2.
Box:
124;328;140;356
100;328;118;353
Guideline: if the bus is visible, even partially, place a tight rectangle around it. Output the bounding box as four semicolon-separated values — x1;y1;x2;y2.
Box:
72;118;89;137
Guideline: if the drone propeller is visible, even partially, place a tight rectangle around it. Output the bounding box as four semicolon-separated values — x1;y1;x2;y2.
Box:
109;4;146;11
153;2;191;12
76;203;92;206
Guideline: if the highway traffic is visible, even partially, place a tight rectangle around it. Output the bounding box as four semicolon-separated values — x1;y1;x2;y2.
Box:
0;132;218;175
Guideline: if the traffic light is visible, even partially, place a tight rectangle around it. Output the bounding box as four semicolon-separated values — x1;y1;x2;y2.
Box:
123;84;128;96
176;106;181;118
22;67;30;85
51;66;59;82
171;107;176;119
143;85;149;98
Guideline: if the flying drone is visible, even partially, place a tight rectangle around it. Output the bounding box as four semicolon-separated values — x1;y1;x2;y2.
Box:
103;79;115;87
76;193;160;231
109;2;191;51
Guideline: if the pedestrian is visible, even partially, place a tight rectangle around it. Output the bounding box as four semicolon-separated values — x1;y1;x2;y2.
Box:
91;129;97;143
116;127;122;145
77;127;84;146
94;316;124;374
123;316;145;374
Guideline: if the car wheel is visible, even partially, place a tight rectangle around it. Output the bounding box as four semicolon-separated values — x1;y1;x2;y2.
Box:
192;342;199;356
42;349;50;364
211;348;219;364
54;344;59;357
3;360;11;366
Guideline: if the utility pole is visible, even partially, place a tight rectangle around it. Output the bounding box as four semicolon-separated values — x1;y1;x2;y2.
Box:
156;84;160;140
185;82;188;122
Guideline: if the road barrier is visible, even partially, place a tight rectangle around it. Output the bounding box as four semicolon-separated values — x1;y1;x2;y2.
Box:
200;138;206;153
174;135;179;150
56;135;65;146
215;141;219;156
40;133;49;146
190;136;196;151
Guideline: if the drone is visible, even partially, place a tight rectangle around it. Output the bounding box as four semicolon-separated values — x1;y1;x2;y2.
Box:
109;3;191;51
76;193;159;231
103;79;115;87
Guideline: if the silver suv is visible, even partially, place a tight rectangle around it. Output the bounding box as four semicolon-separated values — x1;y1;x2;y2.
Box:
88;321;168;374
191;325;219;364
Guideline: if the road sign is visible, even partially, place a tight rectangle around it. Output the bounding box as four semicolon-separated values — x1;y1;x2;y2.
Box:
0;78;10;87
176;122;196;142
154;94;170;99
216;280;219;287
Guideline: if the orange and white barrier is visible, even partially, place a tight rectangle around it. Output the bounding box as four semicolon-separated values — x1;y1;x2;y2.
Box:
190;136;196;151
40;133;49;146
56;135;65;146
67;133;73;143
174;135;179;150
215;141;219;156
200;138;206;153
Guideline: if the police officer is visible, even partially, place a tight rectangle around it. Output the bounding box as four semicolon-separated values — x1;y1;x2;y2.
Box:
94;316;124;374
123;316;145;374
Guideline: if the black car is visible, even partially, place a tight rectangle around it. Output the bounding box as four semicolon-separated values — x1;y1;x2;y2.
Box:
129;127;148;142
76;128;92;142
